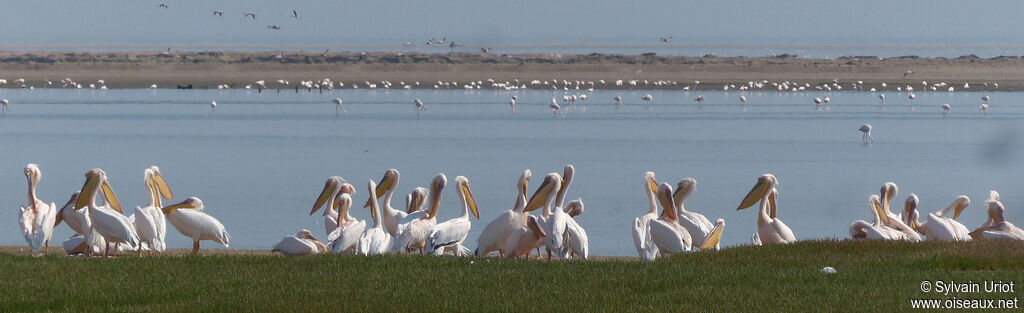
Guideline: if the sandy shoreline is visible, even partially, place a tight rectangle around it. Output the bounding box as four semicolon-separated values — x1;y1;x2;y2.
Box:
1;51;1022;90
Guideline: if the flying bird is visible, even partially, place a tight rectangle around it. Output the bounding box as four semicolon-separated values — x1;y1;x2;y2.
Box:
903;70;913;78
291;10;300;18
267;25;281;30
158;3;168;9
244;12;256;19
660;36;672;43
213;10;223;16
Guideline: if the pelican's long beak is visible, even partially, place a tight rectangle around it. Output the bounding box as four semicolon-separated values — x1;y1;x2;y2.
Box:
364;172;394;208
161;199;197;214
877;197;892;225
460;181;479;219
880;183;896;213
425;176;446;219
737;180;768;210
55;193;79;227
524;177;556;212
952;198;970;220
657;183;676;220
311;179;337;215
407;189;426;214
673;179;695;208
153;171;173;200
101;178;123;213
528;217;547;237
338;195;352;226
768;189;778;219
75;171;101;210
699;220;726;250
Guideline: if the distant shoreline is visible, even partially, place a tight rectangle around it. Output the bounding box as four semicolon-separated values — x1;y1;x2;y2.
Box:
1;51;1022;90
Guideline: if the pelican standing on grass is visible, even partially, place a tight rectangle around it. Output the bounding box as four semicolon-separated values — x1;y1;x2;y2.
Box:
395;174;447;253
358;180;392;255
19;164;57;254
504;215;547;259
736;174;795;245
475;169;533;257
522;172;564;257
310;176;355;236
426;176;480;256
273;230;328;255
632;172;661;260
161;197;230;255
130;166;173;255
74;169;139;257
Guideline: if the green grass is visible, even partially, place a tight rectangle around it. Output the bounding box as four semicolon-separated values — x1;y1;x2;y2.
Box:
2;240;1023;312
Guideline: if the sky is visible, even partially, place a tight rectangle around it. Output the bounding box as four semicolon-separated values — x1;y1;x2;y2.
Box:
1;0;1023;50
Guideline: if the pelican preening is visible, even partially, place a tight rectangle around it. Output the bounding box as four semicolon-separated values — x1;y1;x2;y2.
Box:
647;183;693;254
970;191;1024;240
326;193;365;254
876;183;922;241
858;124;874;144
903;194;972;241
504;215;547;259
20;164;57;255
273;229;328;255
850;195;906;240
476;170;533;257
737;174;795;245
358;180;392;255
394;173;447;253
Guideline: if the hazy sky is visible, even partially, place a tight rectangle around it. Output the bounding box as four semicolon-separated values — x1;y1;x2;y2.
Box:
1;0;1023;48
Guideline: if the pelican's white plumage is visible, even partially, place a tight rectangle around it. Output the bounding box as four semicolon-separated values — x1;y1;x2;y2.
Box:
736;174;795;245
309;176;356;236
673;178;720;250
877;183;922;241
131;166;173;254
522;172;564;257
969;192;1024;241
74;168;140;257
904;195;972;241
561;199;589;259
504;215;547;258
358;180;392;255
395;173;447;253
162;197;230;255
19;164;57;254
475;169;532;257
273;230;328;256
648;183;693;254
850;195;903;240
426;176;480;256
364;169;407;236
632;172;660;260
327;193;366;253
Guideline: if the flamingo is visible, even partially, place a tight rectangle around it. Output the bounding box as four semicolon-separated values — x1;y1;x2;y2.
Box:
332;98;346;115
859;124;874;144
614;96;623;109
878;94;886;106
414;99;426;116
549;97;564;118
2;99;8;113
210;101;217;112
942;104;951;117
980;104;989;115
509;98;516;116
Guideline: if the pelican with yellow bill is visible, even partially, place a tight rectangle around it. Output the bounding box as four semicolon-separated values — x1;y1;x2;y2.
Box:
161;196;231;255
736;174;796;245
75;168;140;257
426;175;480;256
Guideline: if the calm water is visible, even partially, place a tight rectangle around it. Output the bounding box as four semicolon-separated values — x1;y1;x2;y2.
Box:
1;88;1022;256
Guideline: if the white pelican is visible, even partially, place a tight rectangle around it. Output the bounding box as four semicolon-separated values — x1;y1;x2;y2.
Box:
849;195;903;240
549;97;564;118
394;173;447;253
904;194;971;241
426;176;480;256
414;99;426;116
19;164;57;254
55;191;105;255
130;166;173;255
877;182;922;241
736;174;796;245
310;176;355;236
647;183;693;254
332;98;346;115
326;193;366;253
969;193;1024;240
161;197;230;255
475;169;533;257
74;169;140;257
632;172;660;260
561;199;589;259
272;230;328;256
859;124;874;144
504;215;547;259
673;178;721;250
522;172;565;257
358;180;392;255
364;169;407;236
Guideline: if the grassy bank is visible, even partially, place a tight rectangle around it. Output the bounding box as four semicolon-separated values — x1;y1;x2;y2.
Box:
1;240;1022;312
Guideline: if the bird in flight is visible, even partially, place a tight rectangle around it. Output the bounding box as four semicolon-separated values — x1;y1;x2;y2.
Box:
158;3;168;9
321;49;330;57
213;10;224;16
267;25;281;30
480;47;492;54
660;36;672;43
244;12;256;19
903;70;914;78
292;10;300;18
